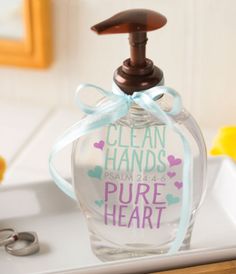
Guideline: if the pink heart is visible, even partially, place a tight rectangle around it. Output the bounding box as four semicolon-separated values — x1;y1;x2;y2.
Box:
93;140;105;151
168;155;182;167
175;181;183;189
167;171;176;178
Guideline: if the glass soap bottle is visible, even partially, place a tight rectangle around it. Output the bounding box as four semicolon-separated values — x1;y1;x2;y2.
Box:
71;9;207;261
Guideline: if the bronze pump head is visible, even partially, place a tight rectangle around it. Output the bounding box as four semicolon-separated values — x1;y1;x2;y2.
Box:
91;9;167;95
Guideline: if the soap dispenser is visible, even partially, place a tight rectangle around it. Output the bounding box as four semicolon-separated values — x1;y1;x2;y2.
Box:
49;9;207;261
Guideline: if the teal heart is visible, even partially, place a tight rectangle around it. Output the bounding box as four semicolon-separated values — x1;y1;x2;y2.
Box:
95;200;104;207
166;194;180;205
88;166;103;180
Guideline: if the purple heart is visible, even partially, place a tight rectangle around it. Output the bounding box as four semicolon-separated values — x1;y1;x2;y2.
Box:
175;181;183;189
167;171;176;178
168;155;182;167
93;140;105;150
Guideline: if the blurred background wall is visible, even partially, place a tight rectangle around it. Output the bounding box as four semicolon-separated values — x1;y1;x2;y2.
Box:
0;0;235;129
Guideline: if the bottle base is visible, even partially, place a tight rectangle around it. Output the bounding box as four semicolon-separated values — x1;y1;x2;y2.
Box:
90;234;192;262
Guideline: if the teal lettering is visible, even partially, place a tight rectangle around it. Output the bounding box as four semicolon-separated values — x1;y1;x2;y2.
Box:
142;128;153;148
118;125;128;148
118;148;129;171
154;126;166;148
131;149;143;172
106;124;117;146
157;149;166;173
105;148;117;170
145;149;156;172
130;128;139;148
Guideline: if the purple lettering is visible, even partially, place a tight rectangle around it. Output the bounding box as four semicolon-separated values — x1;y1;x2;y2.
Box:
142;206;153;229
152;182;166;204
118;205;127;227
105;181;117;202
119;183;133;204
128;206;140;228
104;204;116;225
156;206;166;228
135;183;150;204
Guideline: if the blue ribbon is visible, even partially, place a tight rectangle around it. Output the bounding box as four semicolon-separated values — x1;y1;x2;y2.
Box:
49;82;192;255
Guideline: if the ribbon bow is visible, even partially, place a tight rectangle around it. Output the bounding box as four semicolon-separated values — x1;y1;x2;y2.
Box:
49;82;192;255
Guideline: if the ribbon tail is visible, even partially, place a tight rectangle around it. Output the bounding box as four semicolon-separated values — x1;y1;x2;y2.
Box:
134;92;192;254
49;107;129;200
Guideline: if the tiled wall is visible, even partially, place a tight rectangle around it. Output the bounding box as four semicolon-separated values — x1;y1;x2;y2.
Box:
0;0;235;128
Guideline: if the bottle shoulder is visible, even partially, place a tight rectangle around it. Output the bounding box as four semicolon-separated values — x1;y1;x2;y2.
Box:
96;93;198;131
117;104;191;128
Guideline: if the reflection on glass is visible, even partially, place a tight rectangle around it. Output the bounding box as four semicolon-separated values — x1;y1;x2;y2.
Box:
0;0;24;40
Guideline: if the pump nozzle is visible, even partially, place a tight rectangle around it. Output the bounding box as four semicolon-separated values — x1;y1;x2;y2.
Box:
91;9;167;94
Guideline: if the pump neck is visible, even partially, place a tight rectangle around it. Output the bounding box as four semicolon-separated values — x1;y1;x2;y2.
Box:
91;9;167;94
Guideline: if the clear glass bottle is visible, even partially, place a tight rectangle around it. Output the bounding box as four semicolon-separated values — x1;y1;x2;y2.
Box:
69;9;208;261
49;9;207;262
72;88;207;261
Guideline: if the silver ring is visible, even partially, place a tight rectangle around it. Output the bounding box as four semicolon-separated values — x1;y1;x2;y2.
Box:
0;228;18;247
5;231;40;256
